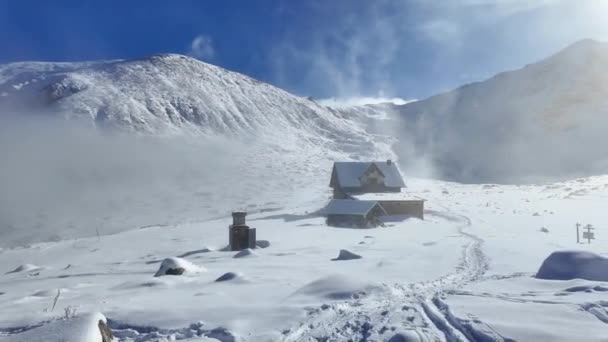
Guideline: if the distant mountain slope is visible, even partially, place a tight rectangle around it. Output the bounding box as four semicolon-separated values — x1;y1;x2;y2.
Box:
341;39;608;183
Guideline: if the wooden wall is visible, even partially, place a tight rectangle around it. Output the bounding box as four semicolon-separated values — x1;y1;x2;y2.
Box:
378;200;424;219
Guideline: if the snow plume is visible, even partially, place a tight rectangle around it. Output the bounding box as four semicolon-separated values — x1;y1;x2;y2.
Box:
317;96;415;108
388;40;608;184
0;115;328;248
271;0;608;98
271;2;402;98
270;1;608;183
188;34;215;61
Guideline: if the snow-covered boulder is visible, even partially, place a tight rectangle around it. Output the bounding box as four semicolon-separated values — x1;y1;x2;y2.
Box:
536;251;608;281
154;257;204;277
215;272;241;282
2;312;112;342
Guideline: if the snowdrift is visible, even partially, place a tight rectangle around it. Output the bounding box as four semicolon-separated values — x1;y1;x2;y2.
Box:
2;312;111;342
293;274;381;300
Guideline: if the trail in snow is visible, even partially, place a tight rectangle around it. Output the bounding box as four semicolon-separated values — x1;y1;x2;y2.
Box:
282;210;490;342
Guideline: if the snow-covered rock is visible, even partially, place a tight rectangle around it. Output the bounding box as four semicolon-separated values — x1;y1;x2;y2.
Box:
536;251;608;281
154;257;204;277
331;249;362;261
215;272;241;282
233;249;256;258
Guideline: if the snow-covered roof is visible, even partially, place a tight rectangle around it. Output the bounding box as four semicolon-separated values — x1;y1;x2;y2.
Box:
321;199;386;216
331;161;406;189
350;192;425;201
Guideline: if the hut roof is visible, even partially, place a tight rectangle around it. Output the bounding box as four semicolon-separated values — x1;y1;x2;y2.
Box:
321;199;387;216
330;161;406;189
351;192;425;201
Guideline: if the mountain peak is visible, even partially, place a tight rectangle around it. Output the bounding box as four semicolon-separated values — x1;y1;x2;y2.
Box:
552;38;608;60
142;53;199;64
567;38;604;49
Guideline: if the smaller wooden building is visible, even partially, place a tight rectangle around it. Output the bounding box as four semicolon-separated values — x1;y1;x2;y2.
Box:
350;193;425;219
322;199;387;228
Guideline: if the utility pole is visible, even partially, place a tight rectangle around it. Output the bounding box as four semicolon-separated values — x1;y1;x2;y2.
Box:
576;223;581;243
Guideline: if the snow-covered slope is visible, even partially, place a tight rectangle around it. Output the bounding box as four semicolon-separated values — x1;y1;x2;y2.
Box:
340;39;608;183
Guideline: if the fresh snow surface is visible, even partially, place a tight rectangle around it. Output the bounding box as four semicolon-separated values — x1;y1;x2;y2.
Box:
1;175;607;341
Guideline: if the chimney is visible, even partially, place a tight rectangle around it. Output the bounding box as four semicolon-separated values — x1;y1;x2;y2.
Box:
232;211;247;226
387;159;392;165
229;211;256;251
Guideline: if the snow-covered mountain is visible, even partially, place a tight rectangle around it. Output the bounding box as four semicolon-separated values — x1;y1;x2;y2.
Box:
0;54;392;247
0;53;374;146
343;39;608;183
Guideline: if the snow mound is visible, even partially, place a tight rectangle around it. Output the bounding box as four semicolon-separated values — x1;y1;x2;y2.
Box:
215;272;241;282
293;274;380;300
154;257;204;277
565;285;608;292
233;249;256;258
6;264;42;274
536;251;608;281
331;249;362;261
2;312;111;342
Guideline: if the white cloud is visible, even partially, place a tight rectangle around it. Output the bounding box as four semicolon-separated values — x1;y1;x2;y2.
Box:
317;96;416;108
418;19;463;46
189;34;215;61
271;0;608;101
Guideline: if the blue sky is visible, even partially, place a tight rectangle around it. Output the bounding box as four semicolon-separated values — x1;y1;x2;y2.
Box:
1;0;607;100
